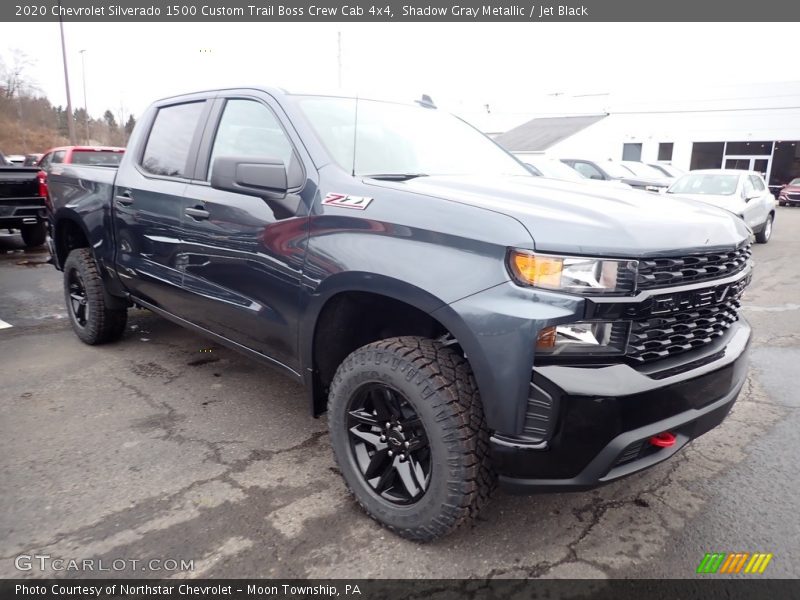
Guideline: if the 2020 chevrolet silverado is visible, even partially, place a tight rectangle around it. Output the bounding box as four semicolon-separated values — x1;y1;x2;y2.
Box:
47;88;753;541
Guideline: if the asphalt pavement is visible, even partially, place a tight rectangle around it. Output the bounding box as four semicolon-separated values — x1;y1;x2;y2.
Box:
0;208;798;580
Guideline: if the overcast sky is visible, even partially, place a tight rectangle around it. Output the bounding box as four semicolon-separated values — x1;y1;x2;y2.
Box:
1;22;798;124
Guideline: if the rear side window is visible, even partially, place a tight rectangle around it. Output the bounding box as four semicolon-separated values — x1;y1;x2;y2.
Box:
141;102;205;178
52;150;66;164
72;150;124;166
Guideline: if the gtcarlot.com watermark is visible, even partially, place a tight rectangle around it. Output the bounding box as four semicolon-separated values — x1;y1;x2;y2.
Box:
15;554;194;573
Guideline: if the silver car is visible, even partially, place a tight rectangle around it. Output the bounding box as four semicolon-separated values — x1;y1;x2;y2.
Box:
666;169;776;243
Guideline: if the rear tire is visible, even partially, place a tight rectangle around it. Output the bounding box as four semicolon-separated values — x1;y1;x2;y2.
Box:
328;336;495;542
63;248;127;344
21;223;46;248
755;214;773;244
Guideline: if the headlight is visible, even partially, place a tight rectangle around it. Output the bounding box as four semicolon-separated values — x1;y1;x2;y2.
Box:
536;321;630;356
508;250;637;295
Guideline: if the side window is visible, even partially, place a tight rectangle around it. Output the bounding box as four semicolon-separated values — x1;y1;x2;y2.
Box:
209;99;294;179
39;153;52;169
742;176;755;198
52;151;66;164
141;101;205;178
573;161;603;180
750;175;766;192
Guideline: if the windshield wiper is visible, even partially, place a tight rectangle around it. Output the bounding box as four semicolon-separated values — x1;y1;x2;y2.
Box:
362;173;429;181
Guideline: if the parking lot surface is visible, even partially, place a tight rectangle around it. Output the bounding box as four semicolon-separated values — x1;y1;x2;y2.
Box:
1;208;798;579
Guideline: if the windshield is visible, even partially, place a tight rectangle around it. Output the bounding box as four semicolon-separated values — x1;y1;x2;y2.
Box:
667;173;740;196
527;158;587;182
651;163;685;178
599;161;636;178
71;150;124;166
295;96;529;178
789;178;800;186
620;161;667;179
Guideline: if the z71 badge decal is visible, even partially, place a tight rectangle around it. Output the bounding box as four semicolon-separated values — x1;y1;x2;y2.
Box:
322;193;374;210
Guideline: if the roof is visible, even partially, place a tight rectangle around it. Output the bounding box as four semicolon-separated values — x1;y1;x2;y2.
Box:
494;114;607;152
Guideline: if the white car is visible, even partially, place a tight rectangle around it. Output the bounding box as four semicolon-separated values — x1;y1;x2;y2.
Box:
524;156;634;190
666;169;776;243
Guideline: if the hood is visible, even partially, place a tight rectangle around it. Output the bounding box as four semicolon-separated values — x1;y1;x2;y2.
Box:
780;184;800;194
369;175;750;257
619;176;671;188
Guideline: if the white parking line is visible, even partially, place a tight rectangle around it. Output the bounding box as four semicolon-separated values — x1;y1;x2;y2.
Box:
0;319;12;330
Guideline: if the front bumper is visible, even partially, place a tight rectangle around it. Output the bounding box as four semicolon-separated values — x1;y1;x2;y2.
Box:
493;318;750;492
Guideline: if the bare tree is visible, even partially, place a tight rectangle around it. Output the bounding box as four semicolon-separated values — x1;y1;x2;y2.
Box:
0;49;38;98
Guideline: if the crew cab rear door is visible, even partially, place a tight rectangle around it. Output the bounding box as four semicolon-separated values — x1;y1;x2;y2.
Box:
176;93;312;372
112;98;211;315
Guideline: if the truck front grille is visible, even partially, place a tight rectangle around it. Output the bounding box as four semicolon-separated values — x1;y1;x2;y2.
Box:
636;244;751;290
627;295;742;362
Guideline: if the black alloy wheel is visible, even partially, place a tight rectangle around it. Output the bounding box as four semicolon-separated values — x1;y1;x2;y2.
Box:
67;266;90;328
347;383;431;505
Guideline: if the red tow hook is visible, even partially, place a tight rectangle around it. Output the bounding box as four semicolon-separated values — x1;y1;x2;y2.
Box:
649;432;676;448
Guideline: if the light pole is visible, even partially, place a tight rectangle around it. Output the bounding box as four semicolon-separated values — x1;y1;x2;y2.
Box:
79;49;89;144
58;1;77;145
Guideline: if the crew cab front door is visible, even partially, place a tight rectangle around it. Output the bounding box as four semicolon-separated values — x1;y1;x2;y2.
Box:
177;95;311;373
740;174;772;230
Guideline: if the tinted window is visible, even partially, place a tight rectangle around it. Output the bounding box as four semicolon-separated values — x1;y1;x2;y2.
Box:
142;102;205;177
209;99;294;177
71;150;124;166
52;151;66;164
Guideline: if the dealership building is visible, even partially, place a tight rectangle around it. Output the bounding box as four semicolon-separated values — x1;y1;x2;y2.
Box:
486;81;800;194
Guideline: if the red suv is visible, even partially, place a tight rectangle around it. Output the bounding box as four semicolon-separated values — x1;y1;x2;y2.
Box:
778;178;800;207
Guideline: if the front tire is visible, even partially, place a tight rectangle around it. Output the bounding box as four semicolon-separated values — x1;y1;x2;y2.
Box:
328;336;495;541
755;214;773;244
21;223;46;248
63;248;127;344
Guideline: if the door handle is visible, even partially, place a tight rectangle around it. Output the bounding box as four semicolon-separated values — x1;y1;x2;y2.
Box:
185;206;210;220
115;191;134;206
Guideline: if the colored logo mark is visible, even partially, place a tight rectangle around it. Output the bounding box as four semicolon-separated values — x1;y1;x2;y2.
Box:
696;552;773;574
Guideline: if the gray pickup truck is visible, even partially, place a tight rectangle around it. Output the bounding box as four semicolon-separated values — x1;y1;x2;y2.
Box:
46;87;753;541
0;150;48;247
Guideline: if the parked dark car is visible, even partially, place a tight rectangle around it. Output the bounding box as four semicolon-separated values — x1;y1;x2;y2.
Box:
0;158;48;246
47;87;753;541
23;153;43;166
560;158;671;192
777;178;800;206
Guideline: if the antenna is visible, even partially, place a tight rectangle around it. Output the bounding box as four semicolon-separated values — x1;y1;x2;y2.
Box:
351;95;359;177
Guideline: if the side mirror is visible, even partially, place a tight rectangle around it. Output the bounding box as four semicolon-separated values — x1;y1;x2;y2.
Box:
211;156;300;218
744;191;760;202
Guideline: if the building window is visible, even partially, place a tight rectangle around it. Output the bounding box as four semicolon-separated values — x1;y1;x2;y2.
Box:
622;143;642;161
658;143;674;161
724;141;773;156
690;142;725;170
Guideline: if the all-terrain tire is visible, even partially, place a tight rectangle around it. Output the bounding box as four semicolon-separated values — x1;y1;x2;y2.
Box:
63;248;127;344
328;336;495;542
21;223;46;248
